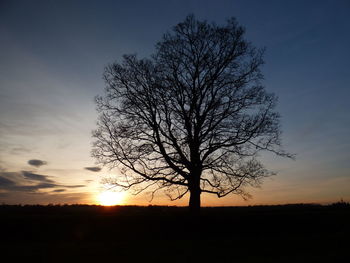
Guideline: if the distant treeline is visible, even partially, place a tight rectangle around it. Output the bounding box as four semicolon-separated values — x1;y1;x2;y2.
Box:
0;201;349;216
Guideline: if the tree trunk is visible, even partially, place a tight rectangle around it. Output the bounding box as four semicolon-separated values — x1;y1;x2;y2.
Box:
188;166;202;215
189;188;201;215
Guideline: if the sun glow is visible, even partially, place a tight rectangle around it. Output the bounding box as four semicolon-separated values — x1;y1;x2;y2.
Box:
97;191;125;206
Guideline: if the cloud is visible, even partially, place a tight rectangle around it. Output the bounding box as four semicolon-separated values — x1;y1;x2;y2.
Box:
0;170;85;193
63;184;86;188
0;175;16;187
28;159;47;167
0;191;92;205
52;189;66;192
84;167;101;172
13;183;58;192
0;171;23;185
0;165;97;204
0;173;57;192
22;171;54;183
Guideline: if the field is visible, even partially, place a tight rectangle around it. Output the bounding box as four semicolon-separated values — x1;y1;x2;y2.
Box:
1;203;349;262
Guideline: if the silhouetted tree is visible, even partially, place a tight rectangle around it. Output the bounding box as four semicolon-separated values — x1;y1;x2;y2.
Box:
93;15;290;213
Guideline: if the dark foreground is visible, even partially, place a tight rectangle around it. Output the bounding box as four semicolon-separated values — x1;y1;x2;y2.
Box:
0;203;349;263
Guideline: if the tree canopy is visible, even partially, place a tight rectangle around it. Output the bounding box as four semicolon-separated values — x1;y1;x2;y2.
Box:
92;15;290;212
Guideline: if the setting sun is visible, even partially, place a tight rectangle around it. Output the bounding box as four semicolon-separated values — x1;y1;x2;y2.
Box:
97;191;125;206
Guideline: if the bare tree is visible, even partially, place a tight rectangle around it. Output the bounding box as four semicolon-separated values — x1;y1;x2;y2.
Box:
92;15;290;213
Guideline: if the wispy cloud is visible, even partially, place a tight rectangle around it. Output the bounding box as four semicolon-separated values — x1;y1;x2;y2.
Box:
63;184;86;188
0;170;85;193
84;167;101;172
52;189;66;192
0;175;16;187
22;171;54;183
0;191;92;205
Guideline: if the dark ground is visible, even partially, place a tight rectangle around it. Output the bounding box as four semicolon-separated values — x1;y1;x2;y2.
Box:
0;203;349;263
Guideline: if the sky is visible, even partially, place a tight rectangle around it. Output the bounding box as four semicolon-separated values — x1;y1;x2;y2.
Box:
0;0;349;206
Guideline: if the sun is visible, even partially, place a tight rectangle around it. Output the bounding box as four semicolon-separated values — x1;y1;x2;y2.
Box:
97;191;125;206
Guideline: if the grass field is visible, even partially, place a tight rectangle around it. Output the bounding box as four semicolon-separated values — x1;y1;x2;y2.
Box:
1;203;349;262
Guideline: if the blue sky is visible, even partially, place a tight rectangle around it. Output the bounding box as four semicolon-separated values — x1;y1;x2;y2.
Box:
0;0;349;205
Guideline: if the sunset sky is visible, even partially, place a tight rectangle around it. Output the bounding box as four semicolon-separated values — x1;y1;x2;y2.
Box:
1;0;349;206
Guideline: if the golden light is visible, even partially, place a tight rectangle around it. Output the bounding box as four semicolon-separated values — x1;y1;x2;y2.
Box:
97;191;125;206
